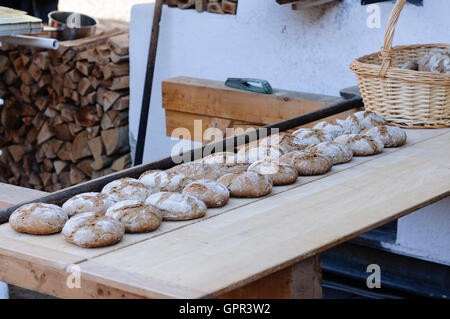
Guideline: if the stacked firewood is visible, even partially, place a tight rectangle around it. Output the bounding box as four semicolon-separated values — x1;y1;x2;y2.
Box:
165;0;237;14
0;30;132;192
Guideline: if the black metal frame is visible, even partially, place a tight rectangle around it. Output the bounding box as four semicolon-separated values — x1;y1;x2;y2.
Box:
0;97;363;223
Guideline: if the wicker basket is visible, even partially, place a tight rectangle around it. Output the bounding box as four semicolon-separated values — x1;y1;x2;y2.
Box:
350;0;450;128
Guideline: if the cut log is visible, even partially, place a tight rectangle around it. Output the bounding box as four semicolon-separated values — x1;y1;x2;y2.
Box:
86;125;100;139
76;158;93;177
0;54;9;73
56;142;73;161
77;77;92;96
76;61;93;76
28;63;42;82
101;126;130;156
54;160;69;174
195;0;208;12
40;172;52;187
112;95;129;111
107;33;129;56
111;52;129;64
102;90;121;111
70;166;86;185
7;145;26;162
107;75;129;90
111;153;131;171
53;124;75;141
74;106;100;127
37;122;54;145
103;62;129;81
72;131;92;161
34;51;49;70
207;2;225;13
100;110;118;130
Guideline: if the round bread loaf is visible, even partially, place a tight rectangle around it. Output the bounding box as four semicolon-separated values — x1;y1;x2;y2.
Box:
292;128;334;146
247;159;298;185
334;134;384;156
237;145;287;163
353;110;385;129
9;203;68;235
62;192;119;217
139;170;190;192
145;192;207;221
362;125;407;147
313;120;344;139
217;171;272;197
336;115;362;135
257;133;309;152
105;200;162;233
101;178;152;201
182;179;230;207
198;152;249;174
279;151;332;175
167;162;222;180
307;142;353;165
62;212;125;248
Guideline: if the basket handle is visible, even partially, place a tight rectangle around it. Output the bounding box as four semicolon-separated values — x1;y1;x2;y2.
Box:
379;0;407;77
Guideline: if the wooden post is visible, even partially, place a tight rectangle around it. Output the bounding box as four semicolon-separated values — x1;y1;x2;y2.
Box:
218;255;322;299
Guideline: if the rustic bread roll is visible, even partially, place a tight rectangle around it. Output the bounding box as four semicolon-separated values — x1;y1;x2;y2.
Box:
247;159;298;186
352;110;385;129
313;120;344;139
307;142;353;165
9;203;68;235
62;192;119;217
279;151;332;175
362;125;407;147
101;177;153;201
257;133;309;152
167;162;222;180
217;171;272;197
198;152;249;174
334;134;384;156
145;192;207;221
336;115;362;135
237;145;287;163
105;200;162;233
182;179;230;207
62;212;125;248
291;128;333;146
139;170;190;192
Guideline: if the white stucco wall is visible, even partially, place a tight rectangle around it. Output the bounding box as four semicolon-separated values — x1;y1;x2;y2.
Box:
129;0;450;264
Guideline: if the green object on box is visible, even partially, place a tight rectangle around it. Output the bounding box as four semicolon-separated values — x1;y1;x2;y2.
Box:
225;78;273;94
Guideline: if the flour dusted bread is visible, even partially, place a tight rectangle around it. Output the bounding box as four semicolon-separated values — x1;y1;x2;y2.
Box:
62;212;125;247
62;192;119;217
198;152;249;174
334;134;384;156
145;192;207;221
363;125;407;147
313;121;344;139
237;145;287;163
291;128;333;146
9;203;68;235
167;162;222;180
352;110;385;129
279;151;332;175
247;159;298;185
105;200;162;233
336;115;362;135
101;177;152;201
217;171;272;197
139;170;190;192
257;133;309;152
182;179;230;207
308;142;353;165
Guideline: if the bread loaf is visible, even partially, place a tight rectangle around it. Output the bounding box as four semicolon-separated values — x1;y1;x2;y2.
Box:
9;203;68;235
362;125;407;147
217;171;272;197
279;151;332;175
334;134;384;156
247;159;298;185
312;121;344;139
101;178;153;201
197;152;249;174
307;142;353;165
336;115;362;135
182;179;230;207
139;170;190;192
167;162;222;180
62;192;119;217
352;111;385;130
145;192;207;221
237;145;287;163
105;200;162;233
257;133;309;152
62;212;125;247
291;128;333;146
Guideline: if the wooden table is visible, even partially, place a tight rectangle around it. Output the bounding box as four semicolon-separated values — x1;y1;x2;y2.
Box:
0;129;449;299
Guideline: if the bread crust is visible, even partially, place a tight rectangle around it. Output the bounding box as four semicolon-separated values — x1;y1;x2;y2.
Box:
247;159;298;185
217;171;272;197
62;212;125;248
307;142;353;165
362;125;407;147
334;134;384;156
105;200;162;233
139;170;191;192
279;151;332;175
62;192;119;217
167;162;222;180
182;179;230;207
9;203;68;235
101;178;152;201
145;192;207;221
197;152;249;174
353;111;385;129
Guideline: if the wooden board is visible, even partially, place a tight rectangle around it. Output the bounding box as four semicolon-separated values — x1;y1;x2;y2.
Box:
0;129;448;298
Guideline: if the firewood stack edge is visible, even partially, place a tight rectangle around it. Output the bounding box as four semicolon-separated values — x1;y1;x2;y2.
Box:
0;29;132;192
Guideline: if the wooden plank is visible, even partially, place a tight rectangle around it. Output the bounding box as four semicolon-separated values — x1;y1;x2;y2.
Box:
85;131;450;297
162;77;342;125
